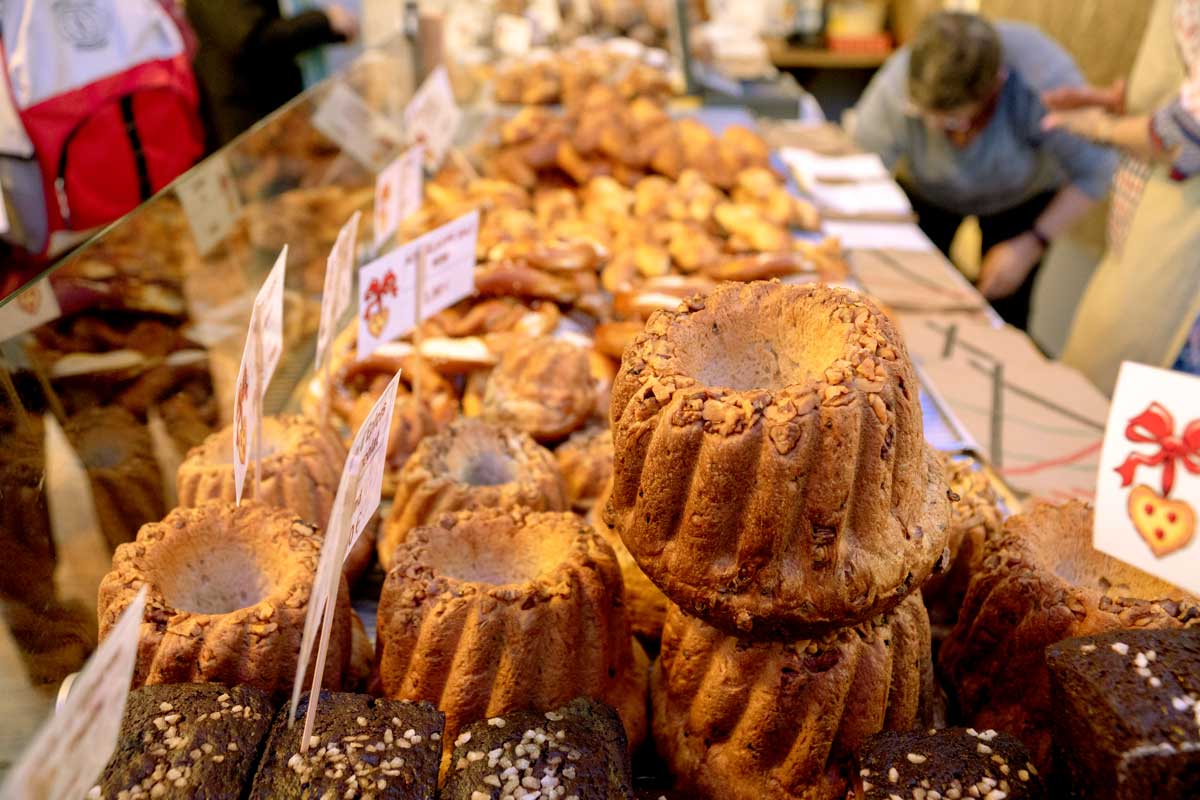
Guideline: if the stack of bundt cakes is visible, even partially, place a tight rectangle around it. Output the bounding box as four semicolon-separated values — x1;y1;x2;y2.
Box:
607;281;951;799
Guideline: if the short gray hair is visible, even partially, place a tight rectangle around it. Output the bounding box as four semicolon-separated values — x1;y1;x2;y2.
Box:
908;12;1002;112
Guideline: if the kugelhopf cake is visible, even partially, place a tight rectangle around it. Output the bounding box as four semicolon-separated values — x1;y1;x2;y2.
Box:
939;501;1200;773
1045;628;1200;799
98;501;353;694
590;480;668;641
652;593;932;800
556;424;614;513
441;697;635;800
378;419;567;570
66;406;166;550
376;508;648;762
609;281;949;635
177;413;375;581
482;337;595;442
249;692;443;799
91;683;274;799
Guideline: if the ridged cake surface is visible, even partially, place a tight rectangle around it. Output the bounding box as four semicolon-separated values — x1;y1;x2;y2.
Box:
652;592;932;800
939;500;1200;773
590;480;668;641
376;508;648;760
98;501;352;694
556;424;614;512
378;419;566;570
609;281;949;635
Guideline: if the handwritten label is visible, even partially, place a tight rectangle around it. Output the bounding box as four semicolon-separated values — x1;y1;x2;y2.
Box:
374;147;424;251
233;248;287;503
1;587;146;799
496;13;534;56
404;66;462;169
357;210;479;360
312;82;405;171
0;277;61;342
175;151;241;256
290;371;401;739
1094;361;1200;596
317;212;362;374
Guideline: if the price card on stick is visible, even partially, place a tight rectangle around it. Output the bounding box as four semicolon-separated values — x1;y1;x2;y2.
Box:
290;371;401;744
373;146;424;251
316;212;362;375
495;13;534;56
233;247;287;504
175;151;241;256
0;277;61;342
312;82;405;171
404;66;462;169
356;210;479;360
1093;362;1200;596
0;587;146;799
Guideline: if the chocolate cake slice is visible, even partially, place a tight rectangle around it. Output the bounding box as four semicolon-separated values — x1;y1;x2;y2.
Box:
90;683;274;799
854;727;1045;799
440;697;634;800
249;692;443;799
1046;628;1200;799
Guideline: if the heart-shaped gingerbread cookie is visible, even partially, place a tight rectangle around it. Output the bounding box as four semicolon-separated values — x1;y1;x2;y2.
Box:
1128;484;1196;558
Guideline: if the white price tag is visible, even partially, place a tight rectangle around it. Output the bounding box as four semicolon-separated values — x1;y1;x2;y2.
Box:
1;587;146;800
175;152;241;256
312;82;405;171
0;277;61;342
253;247;287;380
317;212;362;374
373;146;424;251
1093;362;1200;596
496;13;534;56
528;0;562;36
404;66;462;169
357;211;479;360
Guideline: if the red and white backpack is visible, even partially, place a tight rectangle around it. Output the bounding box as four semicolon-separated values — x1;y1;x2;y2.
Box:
0;0;204;257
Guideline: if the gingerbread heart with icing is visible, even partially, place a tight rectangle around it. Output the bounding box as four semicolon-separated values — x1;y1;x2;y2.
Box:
1128;484;1196;558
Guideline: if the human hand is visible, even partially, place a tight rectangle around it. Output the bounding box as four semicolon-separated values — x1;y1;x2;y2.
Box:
1042;79;1125;114
325;4;358;41
1041;107;1118;144
977;233;1043;300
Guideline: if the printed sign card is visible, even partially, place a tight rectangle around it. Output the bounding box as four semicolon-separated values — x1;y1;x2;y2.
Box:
316;212;362;374
312;82;404;171
496;13;534;56
404;66;462;169
1094;361;1200;595
176;151;241;256
373;147;423;251
0;277;61;342
357;211;479;360
1;587;147;800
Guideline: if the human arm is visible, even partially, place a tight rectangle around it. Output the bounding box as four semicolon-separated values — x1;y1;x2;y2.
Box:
186;1;354;62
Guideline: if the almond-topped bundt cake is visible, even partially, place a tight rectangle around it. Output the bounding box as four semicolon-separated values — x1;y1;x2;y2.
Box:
652;593;932;800
98;501;353;694
176;413;374;581
609;281;950;636
939;501;1200;774
65;406;166;550
482;337;596;442
590;480;668;641
378;419;567;570
376;508;648;763
556;424;614;513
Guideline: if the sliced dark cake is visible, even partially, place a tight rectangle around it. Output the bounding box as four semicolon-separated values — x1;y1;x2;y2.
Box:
854;727;1045;799
1046;628;1200;799
249;691;442;799
441;697;634;800
90;683;274;799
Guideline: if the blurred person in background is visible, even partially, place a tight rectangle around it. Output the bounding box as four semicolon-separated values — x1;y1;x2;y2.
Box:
1042;0;1200;392
187;0;359;147
851;11;1116;331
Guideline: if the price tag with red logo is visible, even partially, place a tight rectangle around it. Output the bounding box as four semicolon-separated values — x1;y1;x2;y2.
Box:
1094;361;1200;595
233;247;287;503
1;587;146;800
317;213;362;374
0;277;61;342
374;146;423;251
404;66;461;169
356;211;478;360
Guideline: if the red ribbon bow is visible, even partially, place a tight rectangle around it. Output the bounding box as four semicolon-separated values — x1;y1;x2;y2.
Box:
1114;402;1200;496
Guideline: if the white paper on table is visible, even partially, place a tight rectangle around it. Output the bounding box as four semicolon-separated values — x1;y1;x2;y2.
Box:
823;220;934;253
1093;362;1200;596
317;212;363;372
0;277;61;342
404;66;462;169
312;82;404;171
807;180;913;217
373;148;423;251
175;151;241;256
0;587;145;800
782;148;891;184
